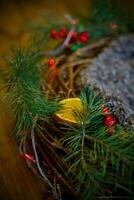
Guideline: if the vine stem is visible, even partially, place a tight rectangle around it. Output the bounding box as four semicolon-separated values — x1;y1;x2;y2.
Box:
31;127;58;199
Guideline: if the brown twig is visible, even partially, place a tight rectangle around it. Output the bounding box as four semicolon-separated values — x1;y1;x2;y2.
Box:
45;84;57;96
73;65;87;79
70;58;92;67
67;62;74;92
73;37;111;56
40;148;78;200
57;71;69;91
36;129;78;199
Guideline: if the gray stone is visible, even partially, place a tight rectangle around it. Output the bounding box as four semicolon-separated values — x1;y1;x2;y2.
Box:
81;35;134;129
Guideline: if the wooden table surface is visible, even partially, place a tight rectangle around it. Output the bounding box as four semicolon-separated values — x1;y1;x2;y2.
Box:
0;1;133;199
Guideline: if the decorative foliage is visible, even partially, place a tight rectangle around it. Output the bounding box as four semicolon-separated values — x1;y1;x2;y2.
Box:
61;87;134;199
1;48;60;137
0;2;134;199
1;48;134;199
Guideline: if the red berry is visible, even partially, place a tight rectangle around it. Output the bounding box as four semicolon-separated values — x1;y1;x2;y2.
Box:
79;34;88;43
59;28;68;38
79;31;88;43
104;115;117;128
71;31;78;41
50;30;60;40
102;106;110;114
48;58;55;66
81;31;88;36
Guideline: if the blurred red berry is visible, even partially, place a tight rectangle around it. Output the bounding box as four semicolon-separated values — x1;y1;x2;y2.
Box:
59;28;68;38
48;58;55;66
50;30;60;40
81;31;88;36
79;35;88;43
79;31;89;43
71;31;78;41
104;115;117;128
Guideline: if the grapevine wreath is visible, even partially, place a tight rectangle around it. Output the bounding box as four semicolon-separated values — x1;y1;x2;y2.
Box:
0;1;134;199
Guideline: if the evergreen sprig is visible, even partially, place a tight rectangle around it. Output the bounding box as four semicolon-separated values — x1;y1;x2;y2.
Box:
62;87;134;199
2;48;60;137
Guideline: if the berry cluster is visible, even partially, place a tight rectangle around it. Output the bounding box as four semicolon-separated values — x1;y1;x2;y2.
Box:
51;28;68;40
102;106;117;135
50;28;89;44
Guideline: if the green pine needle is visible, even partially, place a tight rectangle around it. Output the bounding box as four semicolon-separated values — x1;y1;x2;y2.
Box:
62;87;134;199
2;48;60;138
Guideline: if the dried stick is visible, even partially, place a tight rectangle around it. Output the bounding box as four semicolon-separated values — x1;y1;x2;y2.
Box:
57;72;69;91
73;65;87;79
39;146;78;199
74;37;111;56
71;58;92;67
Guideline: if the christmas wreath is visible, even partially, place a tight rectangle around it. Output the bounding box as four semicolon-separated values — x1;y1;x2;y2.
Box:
0;0;134;199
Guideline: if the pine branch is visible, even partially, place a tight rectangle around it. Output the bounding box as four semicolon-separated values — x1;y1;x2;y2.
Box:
62;87;134;199
1;48;60;138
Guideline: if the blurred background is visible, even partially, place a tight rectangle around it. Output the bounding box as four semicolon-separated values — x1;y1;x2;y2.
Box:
0;0;134;54
0;0;90;55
